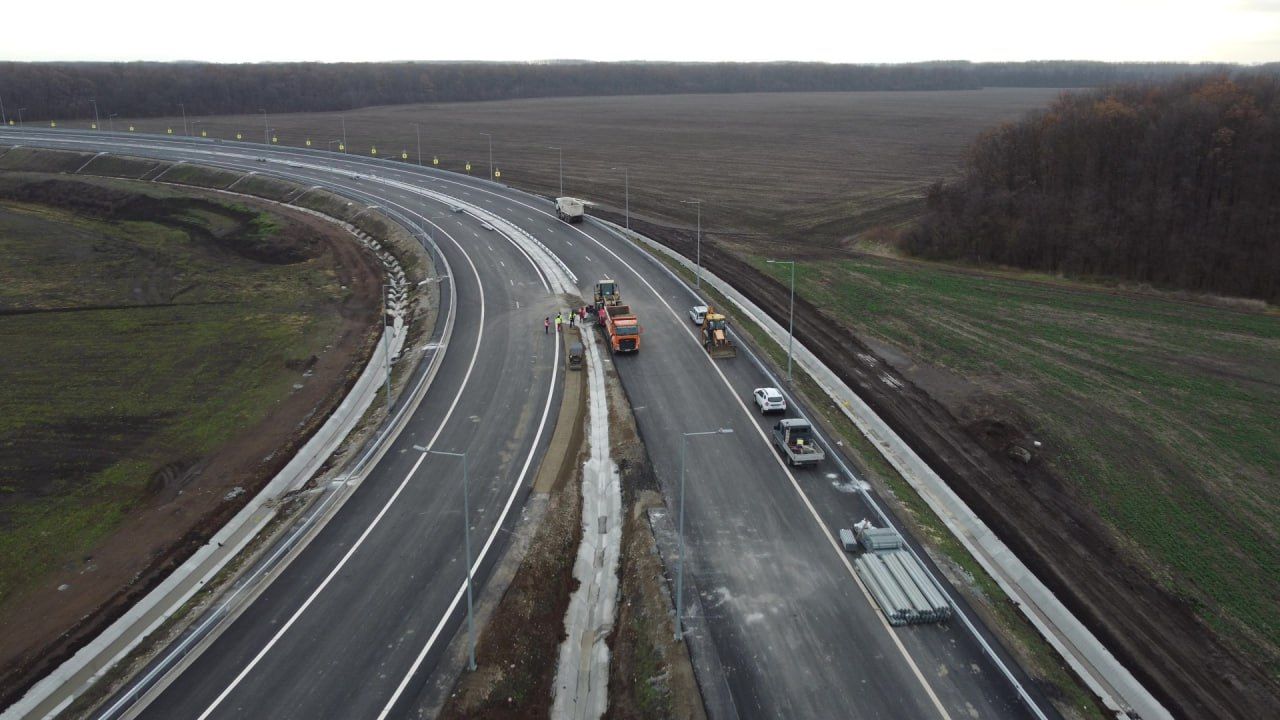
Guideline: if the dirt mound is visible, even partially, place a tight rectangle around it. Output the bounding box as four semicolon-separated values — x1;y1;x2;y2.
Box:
606;209;1279;720
0;179;319;264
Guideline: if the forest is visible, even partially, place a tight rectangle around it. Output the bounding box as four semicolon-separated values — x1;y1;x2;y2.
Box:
0;60;1265;122
904;74;1280;302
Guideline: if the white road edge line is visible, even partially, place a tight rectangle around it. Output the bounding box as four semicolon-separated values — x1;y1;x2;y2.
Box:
194;201;491;720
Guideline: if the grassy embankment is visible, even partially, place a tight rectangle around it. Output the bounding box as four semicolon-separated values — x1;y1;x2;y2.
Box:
753;255;1280;675
0;181;345;606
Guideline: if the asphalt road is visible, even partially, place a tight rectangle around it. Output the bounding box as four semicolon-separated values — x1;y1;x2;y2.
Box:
1;130;1059;720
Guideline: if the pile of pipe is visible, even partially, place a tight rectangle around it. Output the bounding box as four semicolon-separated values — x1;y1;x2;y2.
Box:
854;550;952;626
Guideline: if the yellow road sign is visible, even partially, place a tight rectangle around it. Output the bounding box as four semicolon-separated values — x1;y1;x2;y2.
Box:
201;130;207;137
50;121;57;128
236;132;243;140
401;151;408;160
167;128;173;134
272;136;278;143
91;123;97;129
339;143;345;151
129;126;136;132
432;156;439;166
465;162;471;172
494;169;501;178
305;139;312;147
371;147;378;155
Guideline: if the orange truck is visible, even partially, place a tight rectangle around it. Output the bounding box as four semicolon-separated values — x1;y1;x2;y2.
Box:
600;304;641;353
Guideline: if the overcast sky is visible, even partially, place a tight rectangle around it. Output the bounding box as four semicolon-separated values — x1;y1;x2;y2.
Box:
5;0;1278;64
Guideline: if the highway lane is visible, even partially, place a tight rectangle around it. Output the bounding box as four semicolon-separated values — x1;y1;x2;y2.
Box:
0;131;570;718
2;130;1055;719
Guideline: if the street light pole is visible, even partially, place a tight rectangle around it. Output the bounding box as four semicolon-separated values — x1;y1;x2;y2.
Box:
418;448;478;671
675;427;734;640
17;108;26;127
259;109;268;146
767;260;796;382
341;116;347;152
682;199;703;289
611;166;629;229
415;123;422;166
89;99;99;130
381;283;394;410
108;114;118;132
179;103;188;136
547;146;563;195
479;132;493;180
0;92;6;125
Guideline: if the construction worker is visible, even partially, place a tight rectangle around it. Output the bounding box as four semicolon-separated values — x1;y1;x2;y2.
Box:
569;309;576;327
555;314;563;332
544;317;550;334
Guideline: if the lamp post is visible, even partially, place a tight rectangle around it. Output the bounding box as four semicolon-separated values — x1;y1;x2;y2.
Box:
179;102;188;136
341;116;347;152
16;108;25;126
415;447;478;671
611;166;629;229
681;199;703;289
547;146;564;196
258;109;269;145
415;123;423;166
107;114;118;132
479;132;493;180
89;99;100;130
381;283;395;410
674;427;734;640
0;92;6;125
766;260;796;382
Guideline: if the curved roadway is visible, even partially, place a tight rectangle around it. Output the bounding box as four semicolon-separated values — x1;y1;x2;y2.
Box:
0;130;1058;720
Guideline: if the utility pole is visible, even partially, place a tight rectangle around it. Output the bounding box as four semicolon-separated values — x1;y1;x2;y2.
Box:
89;99;100;129
682;199;703;289
415;123;422;166
179;102;188;136
259;109;268;146
675;428;734;640
0;92;6;125
767;260;796;382
17;108;26;126
341;116;347;151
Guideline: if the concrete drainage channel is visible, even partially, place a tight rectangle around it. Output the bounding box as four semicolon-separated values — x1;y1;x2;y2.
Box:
1;174;453;720
592;217;1171;720
551;328;622;720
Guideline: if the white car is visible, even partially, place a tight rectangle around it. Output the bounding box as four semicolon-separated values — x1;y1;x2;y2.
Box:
753;387;786;414
688;305;708;325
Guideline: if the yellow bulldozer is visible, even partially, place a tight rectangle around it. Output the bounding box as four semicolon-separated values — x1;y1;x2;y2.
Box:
701;307;738;359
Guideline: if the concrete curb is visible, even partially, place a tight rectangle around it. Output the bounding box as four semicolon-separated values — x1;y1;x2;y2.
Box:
596;219;1170;720
3;205;419;720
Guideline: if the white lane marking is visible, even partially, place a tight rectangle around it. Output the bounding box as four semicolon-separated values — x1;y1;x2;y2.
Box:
196;204;490;720
584;255;592;262
542;221;952;719
499;260;505;267
377;317;561;719
509;278;514;286
94;187;461;720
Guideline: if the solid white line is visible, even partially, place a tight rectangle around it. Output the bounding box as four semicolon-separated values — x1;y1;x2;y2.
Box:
195;205;489;720
376;315;561;719
546;221;952;719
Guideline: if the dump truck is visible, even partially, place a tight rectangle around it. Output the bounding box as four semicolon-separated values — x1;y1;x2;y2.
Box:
773;418;824;467
594;279;621;310
701;307;738;359
555;196;585;223
601;304;641;353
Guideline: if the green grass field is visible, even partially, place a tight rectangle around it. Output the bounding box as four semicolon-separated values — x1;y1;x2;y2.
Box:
754;255;1280;667
0;186;343;605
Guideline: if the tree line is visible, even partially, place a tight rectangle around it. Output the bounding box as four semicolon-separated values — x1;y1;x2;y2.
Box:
903;74;1280;303
1;60;1270;122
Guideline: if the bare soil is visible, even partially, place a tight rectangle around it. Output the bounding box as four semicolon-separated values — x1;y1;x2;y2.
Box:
605;359;705;720
607;210;1278;720
0;180;383;707
439;331;586;719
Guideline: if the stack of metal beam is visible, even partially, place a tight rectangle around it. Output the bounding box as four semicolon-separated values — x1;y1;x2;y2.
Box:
857;526;904;552
854;550;952;626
